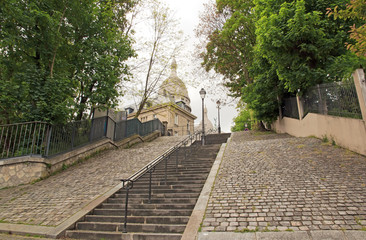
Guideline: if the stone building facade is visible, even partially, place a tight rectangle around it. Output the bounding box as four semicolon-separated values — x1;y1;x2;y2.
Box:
127;60;197;136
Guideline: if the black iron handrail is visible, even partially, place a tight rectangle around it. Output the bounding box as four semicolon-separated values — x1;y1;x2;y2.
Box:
119;131;202;233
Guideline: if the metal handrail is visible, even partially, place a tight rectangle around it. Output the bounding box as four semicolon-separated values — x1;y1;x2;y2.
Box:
120;131;201;233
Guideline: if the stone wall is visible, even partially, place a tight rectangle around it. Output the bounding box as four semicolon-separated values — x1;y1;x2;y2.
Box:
0;131;161;188
0;157;47;188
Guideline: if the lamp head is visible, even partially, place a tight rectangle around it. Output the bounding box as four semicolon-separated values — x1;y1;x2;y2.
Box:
199;88;206;99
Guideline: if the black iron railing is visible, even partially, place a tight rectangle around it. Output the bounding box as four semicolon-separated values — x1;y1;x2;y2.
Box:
0;117;165;160
302;82;362;119
119;131;201;233
0;121;49;159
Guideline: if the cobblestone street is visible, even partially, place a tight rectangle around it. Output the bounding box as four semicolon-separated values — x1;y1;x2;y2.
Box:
202;131;366;232
0;136;184;227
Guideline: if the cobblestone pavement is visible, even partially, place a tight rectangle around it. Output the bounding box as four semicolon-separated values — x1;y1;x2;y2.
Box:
202;131;366;232
0;136;184;227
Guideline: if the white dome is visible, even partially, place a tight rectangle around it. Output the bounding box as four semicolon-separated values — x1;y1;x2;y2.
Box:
157;59;191;108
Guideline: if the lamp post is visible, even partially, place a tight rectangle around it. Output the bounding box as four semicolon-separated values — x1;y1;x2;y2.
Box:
199;88;206;145
216;100;221;134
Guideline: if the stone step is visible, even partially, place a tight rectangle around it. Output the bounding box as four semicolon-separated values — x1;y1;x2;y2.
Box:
66;230;182;240
130;179;206;186
99;203;196;210
76;222;186;233
92;208;192;216
129;183;204;189
84;215;190;224
140;169;211;175
107;197;197;205
113;192;200;199
64;135;222;240
118;188;202;195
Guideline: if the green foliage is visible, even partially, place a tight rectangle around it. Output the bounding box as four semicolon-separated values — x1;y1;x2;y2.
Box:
0;0;135;124
231;104;252;132
327;0;366;57
244;56;284;123
254;0;359;92
198;0;365;124
199;0;256;97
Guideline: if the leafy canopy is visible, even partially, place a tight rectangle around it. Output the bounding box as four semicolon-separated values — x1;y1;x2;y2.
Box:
0;0;135;124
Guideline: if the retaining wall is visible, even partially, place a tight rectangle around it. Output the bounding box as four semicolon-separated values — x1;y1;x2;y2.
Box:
0;131;161;188
273;69;366;156
273;114;366;156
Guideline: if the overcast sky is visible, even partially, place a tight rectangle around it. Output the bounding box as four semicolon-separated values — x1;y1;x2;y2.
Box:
159;0;238;133
123;0;238;132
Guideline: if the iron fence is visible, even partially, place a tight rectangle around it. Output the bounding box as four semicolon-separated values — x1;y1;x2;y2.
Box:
46;117;108;157
302;82;362;119
0;117;164;160
0;122;49;159
281;97;299;119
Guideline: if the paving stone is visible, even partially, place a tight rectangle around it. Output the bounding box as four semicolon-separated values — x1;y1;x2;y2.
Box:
0;136;185;226
201;131;366;233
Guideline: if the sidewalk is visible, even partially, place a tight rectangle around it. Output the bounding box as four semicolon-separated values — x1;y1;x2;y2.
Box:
198;131;366;239
0;136;185;237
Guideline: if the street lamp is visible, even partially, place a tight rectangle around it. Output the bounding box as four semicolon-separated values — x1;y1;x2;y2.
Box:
199;88;206;145
216;100;221;134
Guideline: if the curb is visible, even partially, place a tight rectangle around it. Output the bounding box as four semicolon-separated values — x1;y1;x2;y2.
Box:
197;230;366;240
181;136;231;240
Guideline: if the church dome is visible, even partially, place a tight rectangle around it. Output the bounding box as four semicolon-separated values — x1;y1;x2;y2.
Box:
158;59;191;109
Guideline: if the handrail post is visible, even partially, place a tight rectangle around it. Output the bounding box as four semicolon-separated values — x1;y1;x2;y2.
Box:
148;166;155;204
175;147;179;172
164;155;168;185
45;125;52;157
184;141;187;161
121;179;133;233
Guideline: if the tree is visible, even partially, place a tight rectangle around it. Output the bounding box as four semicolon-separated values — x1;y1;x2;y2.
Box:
0;0;135;124
244;57;284;123
67;0;135;120
231;102;253;132
196;0;256;97
125;0;185;118
254;0;359;93
0;0;76;124
327;0;366;57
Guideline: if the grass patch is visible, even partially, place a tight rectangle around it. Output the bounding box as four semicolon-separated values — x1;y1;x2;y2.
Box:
285;228;294;232
252;130;274;136
0;218;8;224
25;234;46;238
198;222;203;232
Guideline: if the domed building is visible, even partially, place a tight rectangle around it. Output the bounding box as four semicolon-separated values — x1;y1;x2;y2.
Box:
127;60;196;136
196;106;215;133
156;59;191;112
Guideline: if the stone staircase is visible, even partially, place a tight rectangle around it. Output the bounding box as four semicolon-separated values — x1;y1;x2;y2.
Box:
65;134;230;240
205;133;231;145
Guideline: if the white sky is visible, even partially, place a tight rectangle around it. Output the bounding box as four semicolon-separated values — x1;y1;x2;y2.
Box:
126;0;238;132
160;0;238;133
